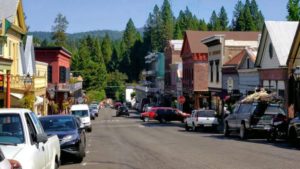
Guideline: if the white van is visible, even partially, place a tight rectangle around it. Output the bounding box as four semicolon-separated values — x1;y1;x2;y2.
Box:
71;104;92;132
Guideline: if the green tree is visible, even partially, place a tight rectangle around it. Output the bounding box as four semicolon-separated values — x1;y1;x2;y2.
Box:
52;13;68;47
199;19;208;31
231;0;244;30
123;18;139;50
287;0;300;21
106;71;128;100
161;0;174;48
208;10;222;31
101;33;113;64
218;6;229;31
243;5;256;31
173;22;183;39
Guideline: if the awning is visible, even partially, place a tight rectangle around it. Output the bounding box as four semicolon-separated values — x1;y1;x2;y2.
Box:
34;96;43;105
11;93;24;99
10;93;43;105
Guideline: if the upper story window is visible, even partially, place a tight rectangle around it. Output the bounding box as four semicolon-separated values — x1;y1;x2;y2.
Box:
48;66;52;83
215;60;219;83
247;58;250;69
8;41;11;57
0;44;3;56
210;61;214;82
59;66;67;83
269;42;273;59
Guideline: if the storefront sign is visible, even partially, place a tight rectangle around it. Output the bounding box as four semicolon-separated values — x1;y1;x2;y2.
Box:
0;75;4;93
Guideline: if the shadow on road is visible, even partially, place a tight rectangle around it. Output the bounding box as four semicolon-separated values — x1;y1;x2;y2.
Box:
141;121;185;128
203;134;300;151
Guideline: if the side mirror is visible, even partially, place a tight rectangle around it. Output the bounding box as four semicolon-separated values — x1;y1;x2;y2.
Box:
36;134;48;143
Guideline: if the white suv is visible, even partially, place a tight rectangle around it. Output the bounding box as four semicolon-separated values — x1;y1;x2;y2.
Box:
185;109;219;131
71;104;92;132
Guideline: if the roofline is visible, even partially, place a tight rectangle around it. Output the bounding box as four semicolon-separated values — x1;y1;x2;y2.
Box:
201;35;223;44
287;23;300;66
34;46;72;56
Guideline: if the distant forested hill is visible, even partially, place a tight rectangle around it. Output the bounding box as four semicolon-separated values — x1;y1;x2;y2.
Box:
29;28;144;41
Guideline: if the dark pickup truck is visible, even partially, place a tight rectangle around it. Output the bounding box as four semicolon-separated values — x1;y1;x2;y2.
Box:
224;102;286;139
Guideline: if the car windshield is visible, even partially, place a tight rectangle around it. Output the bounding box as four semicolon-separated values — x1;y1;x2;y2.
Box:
90;105;98;109
72;110;89;117
198;110;216;117
40;117;76;132
0;114;25;144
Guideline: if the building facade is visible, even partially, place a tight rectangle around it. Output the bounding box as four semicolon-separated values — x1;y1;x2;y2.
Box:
35;47;83;114
202;32;260;114
255;21;298;111
164;40;183;99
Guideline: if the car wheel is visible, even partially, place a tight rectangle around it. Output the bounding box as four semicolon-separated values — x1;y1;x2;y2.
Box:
192;123;197;132
75;156;83;163
87;127;92;132
185;123;190;131
240;124;248;140
143;117;149;122
53;158;59;169
224;122;230;137
159;118;166;123
288;128;298;146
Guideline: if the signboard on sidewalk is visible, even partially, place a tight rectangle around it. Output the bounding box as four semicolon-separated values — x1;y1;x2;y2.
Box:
0;75;4;93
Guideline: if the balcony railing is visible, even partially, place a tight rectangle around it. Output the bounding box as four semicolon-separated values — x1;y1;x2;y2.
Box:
48;82;83;93
6;75;47;91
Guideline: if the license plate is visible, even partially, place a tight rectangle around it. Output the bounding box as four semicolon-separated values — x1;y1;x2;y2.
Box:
204;124;212;127
264;125;271;130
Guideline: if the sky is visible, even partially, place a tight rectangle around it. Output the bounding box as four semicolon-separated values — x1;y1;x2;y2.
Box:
23;0;288;33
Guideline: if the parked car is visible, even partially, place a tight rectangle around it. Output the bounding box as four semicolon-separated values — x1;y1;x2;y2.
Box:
224;102;287;140
0;109;61;169
0;148;13;169
40;115;86;163
288;115;300;145
116;106;130;117
185;109;219;131
71;104;92;132
89;104;99;117
140;107;190;123
90;109;98;120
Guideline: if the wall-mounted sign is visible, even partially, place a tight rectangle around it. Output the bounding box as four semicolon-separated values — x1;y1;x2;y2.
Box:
0;75;4;93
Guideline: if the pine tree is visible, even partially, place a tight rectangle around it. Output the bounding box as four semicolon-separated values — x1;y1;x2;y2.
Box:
250;0;264;30
161;0;174;48
243;5;256;31
232;0;244;30
208;10;222;31
218;6;229;31
199;19;208;31
51;13;68;47
101;33;113;64
123;18;138;50
287;0;300;21
173;22;183;39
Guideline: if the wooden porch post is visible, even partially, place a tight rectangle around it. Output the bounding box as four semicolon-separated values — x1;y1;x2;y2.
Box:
6;70;10;108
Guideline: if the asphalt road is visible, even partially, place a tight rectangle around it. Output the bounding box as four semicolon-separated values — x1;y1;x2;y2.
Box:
61;108;300;169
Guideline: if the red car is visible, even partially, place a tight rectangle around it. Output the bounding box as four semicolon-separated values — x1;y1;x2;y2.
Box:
140;107;190;123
